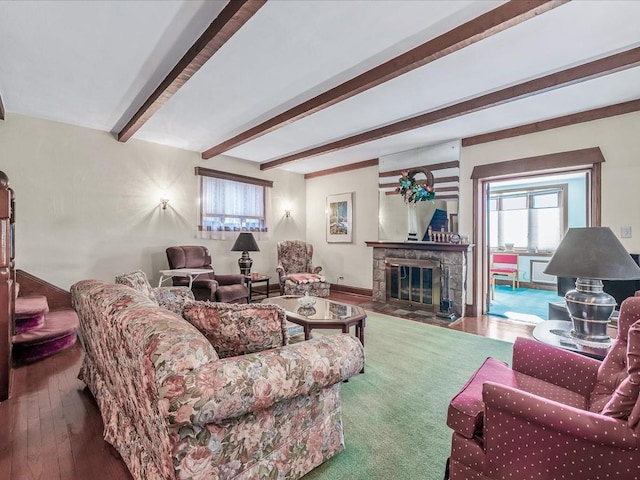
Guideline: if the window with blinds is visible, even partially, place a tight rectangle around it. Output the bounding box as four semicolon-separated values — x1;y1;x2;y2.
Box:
195;167;272;240
489;184;567;251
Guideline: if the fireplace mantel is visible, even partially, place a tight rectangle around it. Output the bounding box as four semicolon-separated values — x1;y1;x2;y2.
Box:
365;241;473;252
366;241;474;317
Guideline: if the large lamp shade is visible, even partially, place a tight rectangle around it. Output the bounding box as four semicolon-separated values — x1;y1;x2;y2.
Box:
544;227;640;344
231;233;260;275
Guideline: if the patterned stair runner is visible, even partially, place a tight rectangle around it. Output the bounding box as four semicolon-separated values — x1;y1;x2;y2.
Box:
13;294;78;364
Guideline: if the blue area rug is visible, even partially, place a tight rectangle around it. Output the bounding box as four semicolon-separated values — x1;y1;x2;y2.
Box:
488;285;564;323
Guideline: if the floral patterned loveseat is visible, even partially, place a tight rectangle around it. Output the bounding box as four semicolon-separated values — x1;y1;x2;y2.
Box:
70;279;364;480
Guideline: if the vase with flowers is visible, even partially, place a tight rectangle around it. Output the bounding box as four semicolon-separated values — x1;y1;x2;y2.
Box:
396;168;436;240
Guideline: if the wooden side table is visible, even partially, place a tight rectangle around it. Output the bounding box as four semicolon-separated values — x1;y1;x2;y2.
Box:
245;275;270;302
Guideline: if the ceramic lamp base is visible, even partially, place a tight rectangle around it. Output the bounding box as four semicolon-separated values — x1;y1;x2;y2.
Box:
565;278;616;344
238;252;253;276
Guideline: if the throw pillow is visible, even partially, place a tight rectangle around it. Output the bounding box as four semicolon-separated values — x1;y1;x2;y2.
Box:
182;301;287;358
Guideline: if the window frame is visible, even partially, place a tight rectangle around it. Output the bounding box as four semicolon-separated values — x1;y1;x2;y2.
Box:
489;183;568;251
195;167;273;240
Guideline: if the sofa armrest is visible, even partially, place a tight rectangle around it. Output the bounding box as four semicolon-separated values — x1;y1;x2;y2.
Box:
483;382;639;449
163;333;365;427
312;266;322;274
215;274;244;286
512;337;600;397
152;287;194;315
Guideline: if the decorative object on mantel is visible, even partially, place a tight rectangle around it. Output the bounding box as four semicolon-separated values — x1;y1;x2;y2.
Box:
427;226;459;243
397;169;435;241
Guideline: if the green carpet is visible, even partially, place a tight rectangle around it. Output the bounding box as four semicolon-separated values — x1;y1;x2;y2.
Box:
303;312;513;480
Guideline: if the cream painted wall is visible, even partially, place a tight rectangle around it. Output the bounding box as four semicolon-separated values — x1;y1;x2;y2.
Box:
305;166;379;289
0;114;306;289
460;111;640;308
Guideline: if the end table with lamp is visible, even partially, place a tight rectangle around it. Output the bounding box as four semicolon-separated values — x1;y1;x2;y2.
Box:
532;227;640;359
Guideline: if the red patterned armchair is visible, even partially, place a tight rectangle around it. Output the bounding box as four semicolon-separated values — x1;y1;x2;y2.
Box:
446;293;640;480
276;240;330;297
166;245;248;303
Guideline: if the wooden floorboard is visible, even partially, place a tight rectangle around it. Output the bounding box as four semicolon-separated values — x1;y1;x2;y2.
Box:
0;293;534;479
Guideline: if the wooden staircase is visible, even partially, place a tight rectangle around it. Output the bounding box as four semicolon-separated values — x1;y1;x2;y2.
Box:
0;171;79;401
12;280;78;364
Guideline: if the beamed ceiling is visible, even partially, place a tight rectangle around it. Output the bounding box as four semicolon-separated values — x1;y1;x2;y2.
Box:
1;0;639;175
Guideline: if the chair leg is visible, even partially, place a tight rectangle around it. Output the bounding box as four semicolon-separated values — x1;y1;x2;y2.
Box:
490;275;494;300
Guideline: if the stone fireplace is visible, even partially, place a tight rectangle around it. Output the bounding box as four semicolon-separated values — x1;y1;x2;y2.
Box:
366;241;472;318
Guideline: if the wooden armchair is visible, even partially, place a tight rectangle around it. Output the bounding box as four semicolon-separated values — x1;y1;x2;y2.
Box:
490;253;519;298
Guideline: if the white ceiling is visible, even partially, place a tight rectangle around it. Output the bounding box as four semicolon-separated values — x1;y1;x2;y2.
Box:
1;0;639;175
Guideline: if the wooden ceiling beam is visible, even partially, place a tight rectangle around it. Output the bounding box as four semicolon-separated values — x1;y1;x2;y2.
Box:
379;176;460;189
303;158;378;179
117;0;266;143
202;0;566;159
378;161;460;178
462;98;640;147
261;46;640;170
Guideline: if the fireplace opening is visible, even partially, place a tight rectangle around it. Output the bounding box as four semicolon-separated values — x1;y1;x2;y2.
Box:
385;258;441;310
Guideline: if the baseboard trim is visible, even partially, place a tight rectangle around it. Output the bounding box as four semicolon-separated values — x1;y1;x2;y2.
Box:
331;284;372;298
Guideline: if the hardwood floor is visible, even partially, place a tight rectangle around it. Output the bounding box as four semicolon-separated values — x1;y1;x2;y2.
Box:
0;293;533;480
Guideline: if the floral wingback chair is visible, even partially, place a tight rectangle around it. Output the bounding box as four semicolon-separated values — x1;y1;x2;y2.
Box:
276;240;330;297
115;269;194;315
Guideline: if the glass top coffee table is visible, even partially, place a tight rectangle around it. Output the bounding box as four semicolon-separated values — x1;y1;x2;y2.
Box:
263;295;366;371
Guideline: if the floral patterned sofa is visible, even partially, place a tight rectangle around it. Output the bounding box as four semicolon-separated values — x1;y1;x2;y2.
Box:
71;279;364;480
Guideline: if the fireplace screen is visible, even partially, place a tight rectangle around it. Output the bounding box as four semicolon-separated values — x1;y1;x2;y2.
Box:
385;258;441;309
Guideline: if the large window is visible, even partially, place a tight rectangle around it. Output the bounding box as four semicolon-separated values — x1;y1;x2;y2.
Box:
195;167;272;240
489;184;567;251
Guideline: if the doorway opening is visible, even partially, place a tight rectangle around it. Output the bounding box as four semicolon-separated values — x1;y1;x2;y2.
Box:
470;147;605;321
486;171;589;322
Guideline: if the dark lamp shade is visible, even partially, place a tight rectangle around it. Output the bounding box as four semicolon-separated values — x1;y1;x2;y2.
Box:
544;227;640;280
231;232;260;252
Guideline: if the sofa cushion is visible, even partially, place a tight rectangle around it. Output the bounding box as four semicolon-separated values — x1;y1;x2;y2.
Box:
215;283;249;303
182;301;287;358
288;273;326;284
590;296;640;413
602;319;640;422
448;357;588;439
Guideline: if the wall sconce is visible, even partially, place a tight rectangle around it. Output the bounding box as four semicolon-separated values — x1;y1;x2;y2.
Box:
160;197;169;210
285;209;292;218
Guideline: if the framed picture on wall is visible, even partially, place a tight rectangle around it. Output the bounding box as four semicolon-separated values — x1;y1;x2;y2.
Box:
326;192;353;243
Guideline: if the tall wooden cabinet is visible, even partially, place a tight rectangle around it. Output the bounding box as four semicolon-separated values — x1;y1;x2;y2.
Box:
0;171;15;401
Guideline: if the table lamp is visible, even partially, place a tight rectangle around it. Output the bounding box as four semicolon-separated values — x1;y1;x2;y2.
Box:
544;227;640;344
231;232;260;275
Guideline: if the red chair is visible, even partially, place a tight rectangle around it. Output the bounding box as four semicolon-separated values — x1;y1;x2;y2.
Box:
490;253;519;298
446;293;640;480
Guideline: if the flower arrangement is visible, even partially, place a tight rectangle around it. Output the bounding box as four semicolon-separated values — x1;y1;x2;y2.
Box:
396;168;435;203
